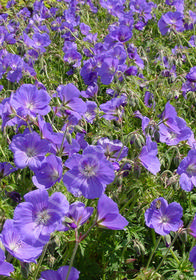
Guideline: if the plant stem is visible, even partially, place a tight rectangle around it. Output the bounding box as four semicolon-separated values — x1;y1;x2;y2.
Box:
33;242;48;280
65;240;79;280
169;247;179;264
59;129;67;157
189;192;193;215
146;235;161;270
152;232;179;276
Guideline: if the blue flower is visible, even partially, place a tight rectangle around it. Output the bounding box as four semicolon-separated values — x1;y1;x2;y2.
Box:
145;197;183;235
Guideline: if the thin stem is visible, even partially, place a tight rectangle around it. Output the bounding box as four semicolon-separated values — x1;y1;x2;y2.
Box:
80;220;97;241
59;129;67;157
175;31;193;67
188;192;193;215
65;240;79;280
33;242;49;280
65;219;97;279
152;232;179;276
169;247;179;264
146;235;161;270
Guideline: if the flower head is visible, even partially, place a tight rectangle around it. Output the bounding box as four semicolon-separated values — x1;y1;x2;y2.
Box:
13;189;69;246
32;154;63;189
97;194;128;230
0;219;43;263
39;265;80;280
158;12;184;35
10;84;51;119
10;130;50;169
177;149;196;191
0;248;14;276
61;202;94;231
145;197;183;235
63;145;115;199
139;136;160;175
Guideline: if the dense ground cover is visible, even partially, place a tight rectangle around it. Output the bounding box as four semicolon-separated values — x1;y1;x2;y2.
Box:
1;0;196;279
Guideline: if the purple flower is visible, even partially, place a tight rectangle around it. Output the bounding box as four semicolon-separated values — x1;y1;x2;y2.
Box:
55;83;87;119
189;214;196;238
39;266;80;280
80;58;98;85
5;191;21;203
125;66;138;76
186;67;196;82
189;36;196;47
13;190;69;246
97;194;128;230
10;130;51;169
24;32;51;53
84;101;97;124
0;219;43;262
98;58;119;85
32;154;63;189
97;138;128;161
10;84;51;119
165;0;184;12
80;23;91;35
144;91;155;108
145;197;183;235
63;42;82;68
6;0;15;8
0;162;17;178
37;117;80;157
100;95;127;121
127;44;144;69
158;12;184;35
189;246;196;276
181;80;196;98
105;25;132;44
159;102;192;145
0;248;14;276
81;83;98;98
62;202;94;230
177;149;196;191
0;97;23;130
139;136;160;175
63;145;115;199
130;0;156;23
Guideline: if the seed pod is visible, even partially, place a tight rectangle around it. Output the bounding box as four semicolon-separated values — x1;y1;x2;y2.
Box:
154;129;160;143
74;125;86;134
66;132;72;144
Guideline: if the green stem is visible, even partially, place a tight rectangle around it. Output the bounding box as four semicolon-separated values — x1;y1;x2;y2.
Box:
169;247;179;264
175;31;193;67
80;220;97;241
33;242;49;280
188;192;193;215
65;241;79;280
152;233;179;276
59;129;67;157
146;235;161;270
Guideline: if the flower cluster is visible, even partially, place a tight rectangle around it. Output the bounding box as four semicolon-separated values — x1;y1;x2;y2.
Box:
0;0;196;278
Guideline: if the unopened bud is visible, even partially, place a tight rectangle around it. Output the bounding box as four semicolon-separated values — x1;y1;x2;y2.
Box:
66;132;72;144
74;125;86;134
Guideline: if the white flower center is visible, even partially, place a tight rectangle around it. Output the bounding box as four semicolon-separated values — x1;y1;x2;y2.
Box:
161;216;169;223
36;209;50;225
26;148;37;158
186;163;196;176
168;131;176;140
26;102;34;110
81;164;96;177
50;169;59;181
9;240;22;252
